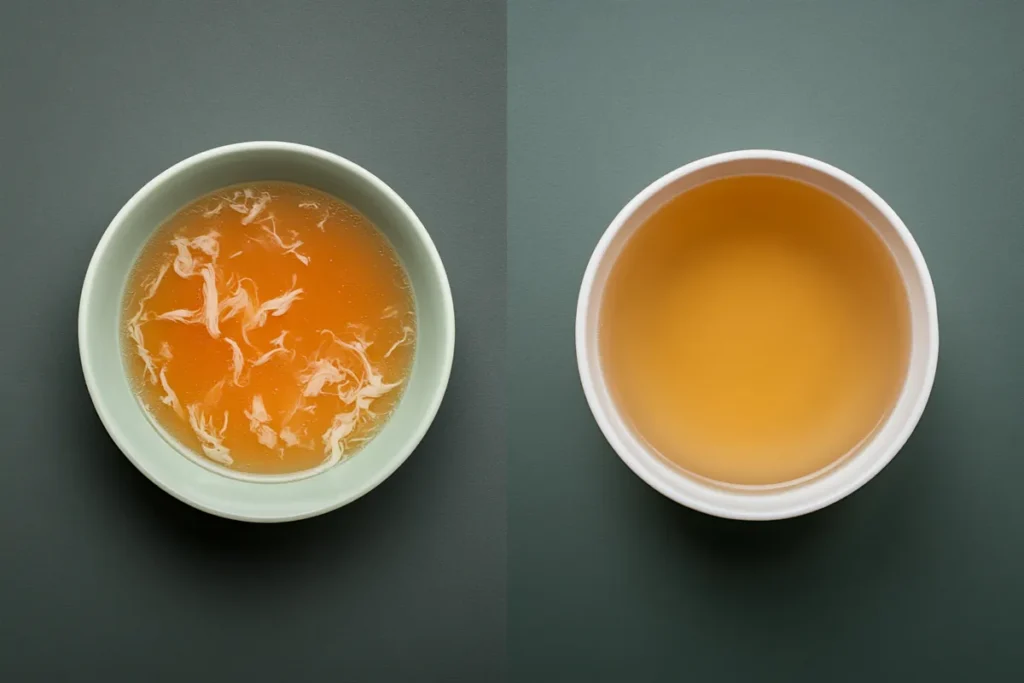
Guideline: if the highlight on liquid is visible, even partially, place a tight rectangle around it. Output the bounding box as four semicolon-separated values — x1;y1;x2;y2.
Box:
122;182;416;476
600;175;911;487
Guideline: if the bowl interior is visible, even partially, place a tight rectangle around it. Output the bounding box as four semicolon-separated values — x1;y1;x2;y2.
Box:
80;143;454;521
578;151;938;519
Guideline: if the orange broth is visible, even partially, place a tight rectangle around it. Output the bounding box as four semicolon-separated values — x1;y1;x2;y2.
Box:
122;182;416;475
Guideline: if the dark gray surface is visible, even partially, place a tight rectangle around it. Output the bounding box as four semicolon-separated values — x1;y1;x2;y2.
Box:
509;1;1024;681
0;1;505;681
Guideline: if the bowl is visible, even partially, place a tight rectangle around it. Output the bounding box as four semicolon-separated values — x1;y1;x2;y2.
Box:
576;150;938;520
80;141;455;522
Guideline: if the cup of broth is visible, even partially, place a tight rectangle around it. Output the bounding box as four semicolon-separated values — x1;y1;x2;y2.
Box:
576;150;938;519
80;142;455;521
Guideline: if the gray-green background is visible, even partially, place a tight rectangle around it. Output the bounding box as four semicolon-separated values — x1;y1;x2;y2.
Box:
509;1;1024;680
2;0;1023;680
0;1;504;681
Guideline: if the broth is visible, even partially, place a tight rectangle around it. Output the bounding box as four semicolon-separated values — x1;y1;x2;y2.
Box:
122;182;416;475
600;175;911;486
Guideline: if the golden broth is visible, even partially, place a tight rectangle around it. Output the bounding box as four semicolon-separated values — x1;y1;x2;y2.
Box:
122;182;415;475
600;175;910;486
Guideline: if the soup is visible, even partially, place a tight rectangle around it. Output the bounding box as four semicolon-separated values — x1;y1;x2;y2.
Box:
122;182;416;475
600;175;911;486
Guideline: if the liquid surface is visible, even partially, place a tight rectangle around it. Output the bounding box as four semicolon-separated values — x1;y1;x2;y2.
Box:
601;175;910;486
123;182;416;475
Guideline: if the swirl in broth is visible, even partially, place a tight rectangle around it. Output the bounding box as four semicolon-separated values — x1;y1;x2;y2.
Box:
122;182;416;475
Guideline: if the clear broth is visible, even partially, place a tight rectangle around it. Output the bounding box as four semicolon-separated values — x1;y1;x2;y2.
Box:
123;182;416;475
600;175;911;486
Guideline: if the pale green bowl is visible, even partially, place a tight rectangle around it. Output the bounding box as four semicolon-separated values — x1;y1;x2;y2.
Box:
79;142;455;521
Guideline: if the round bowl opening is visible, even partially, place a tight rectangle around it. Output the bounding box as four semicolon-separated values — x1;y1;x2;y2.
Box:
576;150;938;520
80;142;455;521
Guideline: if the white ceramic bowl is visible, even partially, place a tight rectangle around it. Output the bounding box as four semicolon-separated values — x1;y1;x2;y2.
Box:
80;142;455;522
576;150;938;520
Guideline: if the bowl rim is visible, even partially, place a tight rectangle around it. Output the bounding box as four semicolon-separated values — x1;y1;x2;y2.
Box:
79;140;456;522
575;149;939;520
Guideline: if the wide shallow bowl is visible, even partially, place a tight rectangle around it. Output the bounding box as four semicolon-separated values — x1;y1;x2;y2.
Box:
80;141;455;522
576;150;938;520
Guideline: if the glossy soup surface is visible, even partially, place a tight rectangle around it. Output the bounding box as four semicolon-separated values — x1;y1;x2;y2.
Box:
600;175;911;486
123;182;416;475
